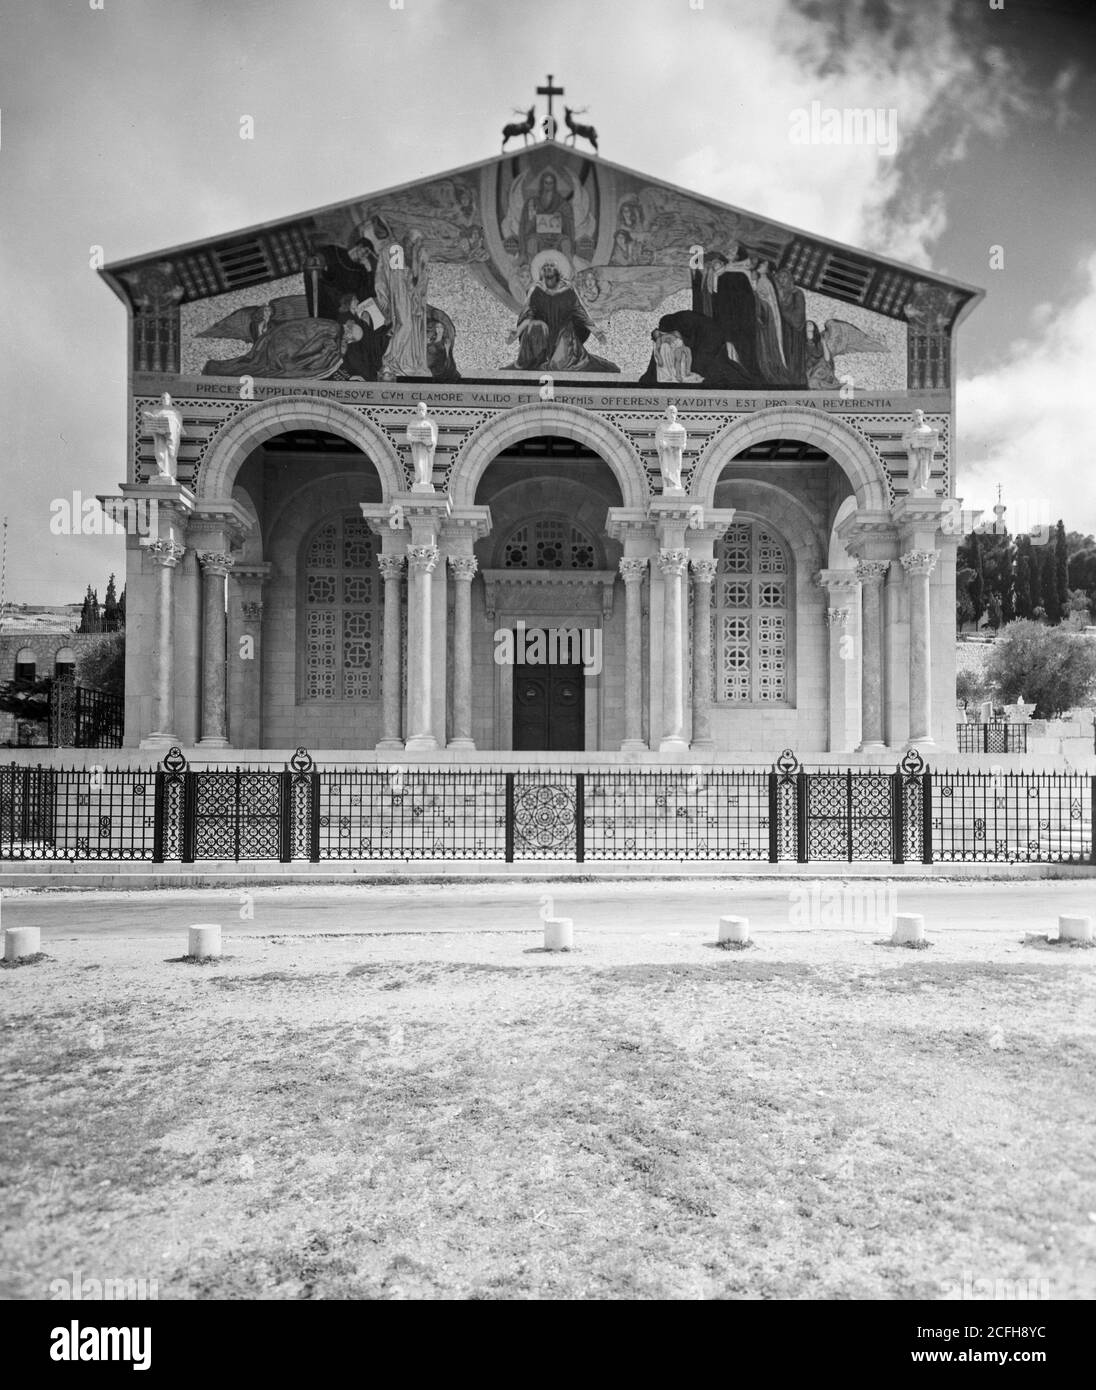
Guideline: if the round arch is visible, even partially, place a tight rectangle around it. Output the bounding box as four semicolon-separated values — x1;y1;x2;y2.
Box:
450;402;648;510
197;397;405;502
691;407;890;512
713;478;826;573
263;468;384;550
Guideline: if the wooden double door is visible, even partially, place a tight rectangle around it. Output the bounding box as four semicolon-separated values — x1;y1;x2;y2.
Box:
512;663;585;751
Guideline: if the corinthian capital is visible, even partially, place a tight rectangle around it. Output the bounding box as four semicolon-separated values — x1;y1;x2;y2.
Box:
406;543;439;574
855;559;890;586
900;549;939;577
147;538;186;568
377;554;406;581
618;557;648;584
197;550;234;576
690;558;718;584
657;548;690;578
448;555;478;581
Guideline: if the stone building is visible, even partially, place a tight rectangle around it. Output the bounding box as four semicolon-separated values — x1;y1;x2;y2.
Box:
0;629;88;746
98;137;981;759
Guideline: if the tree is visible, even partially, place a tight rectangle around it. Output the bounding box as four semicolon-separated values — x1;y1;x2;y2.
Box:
956;667;990;707
0;676;51;726
76;631;125;697
956;530;987;630
1068;544;1096;599
1028;537;1044;616
969;530;985;622
1040;543;1061;624
986;620;1096;718
956;576;975;629
980;527;1014;623
1065;589;1092;626
1012;537;1033;620
77;585;100;635
1055;520;1070;617
103;574;119;633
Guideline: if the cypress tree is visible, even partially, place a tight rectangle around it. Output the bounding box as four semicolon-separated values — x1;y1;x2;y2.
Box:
1055;520;1070;616
1013;537;1032;619
103;574;119;633
1041;544;1061;623
969;530;985;622
1028;537;1044;615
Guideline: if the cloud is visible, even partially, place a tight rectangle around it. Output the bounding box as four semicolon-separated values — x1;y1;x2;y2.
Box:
958;250;1096;534
658;0;1066;269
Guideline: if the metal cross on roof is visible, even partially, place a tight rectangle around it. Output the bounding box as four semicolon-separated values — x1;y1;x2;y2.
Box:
536;74;564;121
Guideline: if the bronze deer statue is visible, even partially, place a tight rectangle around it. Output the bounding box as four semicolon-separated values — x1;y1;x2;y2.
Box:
501;107;535;150
564;106;598;154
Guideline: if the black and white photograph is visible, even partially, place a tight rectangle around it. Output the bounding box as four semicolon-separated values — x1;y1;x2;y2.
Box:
0;0;1093;1348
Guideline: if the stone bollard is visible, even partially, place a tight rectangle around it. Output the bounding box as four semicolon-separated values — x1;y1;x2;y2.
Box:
4;926;41;962
543;917;573;951
1058;914;1094;944
718;915;750;945
893;913;925;945
187;924;222;960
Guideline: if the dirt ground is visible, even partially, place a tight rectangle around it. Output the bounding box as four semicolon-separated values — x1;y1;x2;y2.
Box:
1;882;1094;1300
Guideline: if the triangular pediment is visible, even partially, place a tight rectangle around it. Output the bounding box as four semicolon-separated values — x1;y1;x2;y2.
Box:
103;144;976;322
103;143;980;394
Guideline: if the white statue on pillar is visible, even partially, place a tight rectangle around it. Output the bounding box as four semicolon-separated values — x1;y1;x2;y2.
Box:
407;401;438;492
904;409;938;496
142;392;185;483
656;404;687;494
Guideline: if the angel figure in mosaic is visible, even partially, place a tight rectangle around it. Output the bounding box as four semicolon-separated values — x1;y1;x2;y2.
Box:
805;318;887;391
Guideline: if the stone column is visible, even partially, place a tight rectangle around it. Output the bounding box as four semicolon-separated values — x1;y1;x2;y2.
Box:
448;555;478;749
405;543;439;751
856;560;889;751
618;557;648;751
900;549;938;747
197;551;232;747
376;554;405;750
145;538;186;745
826;607;850;751
657;548;690;751
816;569;861;753
690;558;717;749
228;563;270;749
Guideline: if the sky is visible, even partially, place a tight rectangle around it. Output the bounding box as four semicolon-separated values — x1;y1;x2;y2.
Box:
0;0;1093;604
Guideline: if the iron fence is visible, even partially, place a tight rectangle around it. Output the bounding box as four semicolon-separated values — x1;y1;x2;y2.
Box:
1;747;1092;866
956;722;1028;754
46;678;125;749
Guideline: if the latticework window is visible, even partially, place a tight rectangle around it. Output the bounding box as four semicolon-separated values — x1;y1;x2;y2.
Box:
713;522;790;704
502;517;597;569
302;513;379;700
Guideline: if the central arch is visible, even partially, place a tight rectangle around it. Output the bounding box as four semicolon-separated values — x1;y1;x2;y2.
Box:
450;402;648;510
197;397;405;502
690;406;891;513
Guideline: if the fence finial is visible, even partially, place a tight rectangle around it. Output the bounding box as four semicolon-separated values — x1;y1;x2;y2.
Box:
289;747;314;773
162;746;187;773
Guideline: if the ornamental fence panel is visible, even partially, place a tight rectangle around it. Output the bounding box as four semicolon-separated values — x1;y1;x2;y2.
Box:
0;748;1091;866
955;722;1028;754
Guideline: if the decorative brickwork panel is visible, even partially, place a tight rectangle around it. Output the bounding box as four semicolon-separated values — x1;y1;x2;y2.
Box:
502;518;599;570
303;514;379;700
714;522;791;704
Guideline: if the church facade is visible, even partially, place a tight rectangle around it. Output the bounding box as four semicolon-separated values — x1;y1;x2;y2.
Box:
99;137;981;760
